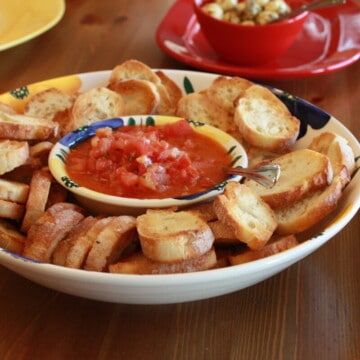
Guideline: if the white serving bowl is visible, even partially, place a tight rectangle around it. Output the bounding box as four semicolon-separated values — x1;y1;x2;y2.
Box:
0;69;358;305
48;115;248;215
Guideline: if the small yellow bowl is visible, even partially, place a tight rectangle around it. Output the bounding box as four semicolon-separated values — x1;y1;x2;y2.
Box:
48;115;248;215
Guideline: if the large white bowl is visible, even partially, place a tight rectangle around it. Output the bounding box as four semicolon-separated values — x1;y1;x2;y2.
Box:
0;69;359;304
48;115;247;216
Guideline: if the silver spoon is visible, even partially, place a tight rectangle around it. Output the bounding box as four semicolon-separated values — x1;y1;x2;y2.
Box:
271;0;346;22
224;163;281;188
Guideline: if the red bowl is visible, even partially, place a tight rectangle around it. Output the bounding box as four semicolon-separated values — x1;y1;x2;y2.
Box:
193;0;309;66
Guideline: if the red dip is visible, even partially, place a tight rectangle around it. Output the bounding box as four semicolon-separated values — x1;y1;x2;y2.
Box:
66;120;232;199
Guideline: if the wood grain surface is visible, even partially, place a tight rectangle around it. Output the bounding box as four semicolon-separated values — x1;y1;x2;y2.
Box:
0;1;359;359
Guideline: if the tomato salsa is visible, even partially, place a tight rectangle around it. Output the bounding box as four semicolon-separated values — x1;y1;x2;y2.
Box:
66;120;232;199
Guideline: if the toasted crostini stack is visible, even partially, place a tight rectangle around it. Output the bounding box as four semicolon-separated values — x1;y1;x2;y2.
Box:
0;59;357;275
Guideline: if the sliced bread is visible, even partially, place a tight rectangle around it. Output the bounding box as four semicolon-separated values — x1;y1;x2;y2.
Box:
137;208;214;262
213;182;277;250
109;248;217;274
244;148;334;209
0;140;29;175
274;175;343;235
234;85;300;152
0;112;59;140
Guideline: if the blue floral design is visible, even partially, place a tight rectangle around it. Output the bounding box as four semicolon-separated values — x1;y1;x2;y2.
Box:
265;86;331;140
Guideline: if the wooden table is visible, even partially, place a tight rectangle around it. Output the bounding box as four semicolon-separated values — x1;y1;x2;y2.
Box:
0;1;359;359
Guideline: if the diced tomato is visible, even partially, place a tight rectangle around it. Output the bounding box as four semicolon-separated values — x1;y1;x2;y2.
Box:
162;119;193;138
66;120;231;199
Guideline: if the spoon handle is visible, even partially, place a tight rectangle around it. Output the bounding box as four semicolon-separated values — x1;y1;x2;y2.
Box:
274;0;345;22
224;164;281;188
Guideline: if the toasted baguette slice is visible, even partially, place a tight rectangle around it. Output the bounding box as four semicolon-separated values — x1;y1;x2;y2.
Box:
137;208;214;262
108;79;160;115
155;71;183;113
213;182;277;250
0;140;29;175
66;87;125;133
0;112;59;140
109;247;217;274
0;178;29;203
108;59;162;86
23;203;85;262
308;132;355;188
0;199;25;221
208;220;239;245
23;87;75;121
185;201;217;222
274;176;343;235
244;149;333;209
229;234;298;265
0;219;26;254
0;101;17;114
21;169;54;233
203;76;253;115
176;92;240;140
247;146;286;167
63;217;113;269
234;85;300;152
84;216;137;272
52;216;97;266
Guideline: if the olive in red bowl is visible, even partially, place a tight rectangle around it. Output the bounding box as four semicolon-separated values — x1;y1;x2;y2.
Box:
48;115;248;215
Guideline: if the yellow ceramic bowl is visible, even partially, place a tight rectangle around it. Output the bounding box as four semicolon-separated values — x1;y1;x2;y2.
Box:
49;115;248;215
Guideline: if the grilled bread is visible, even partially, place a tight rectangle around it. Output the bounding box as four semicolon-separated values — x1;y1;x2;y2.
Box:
234;85;300;152
108;79;160;115
213;182;277;250
23;87;75;121
0;140;29;175
137;208;215;262
229;234;298;265
84;215;137;272
244;149;334;209
308;131;355;188
23;202;85;262
275;175;343;235
20;169;54;233
0;112;59;140
109;247;217;274
0;219;26;254
65;87;125;133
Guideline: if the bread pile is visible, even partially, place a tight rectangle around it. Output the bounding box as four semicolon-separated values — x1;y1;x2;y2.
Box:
0;59;357;274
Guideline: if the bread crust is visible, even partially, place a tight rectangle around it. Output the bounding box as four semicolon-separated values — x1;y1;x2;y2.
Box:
229;234;298;265
0;199;25;221
137;209;214;262
23;203;85;262
204;76;253;115
52;216;97;266
234;85;300;152
108;59;162;86
84;215;137;272
214;182;277;250
21;169;53;233
275;176;343;235
244;149;334;209
109;247;217;274
66;87;125;133
0;112;59;140
23;87;75;121
0;140;29;175
108;79;160;115
0;219;26;254
309;131;355;188
63;217;113;269
0;178;29;203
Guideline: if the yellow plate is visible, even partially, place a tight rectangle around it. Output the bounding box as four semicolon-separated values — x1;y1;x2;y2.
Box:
0;0;65;51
